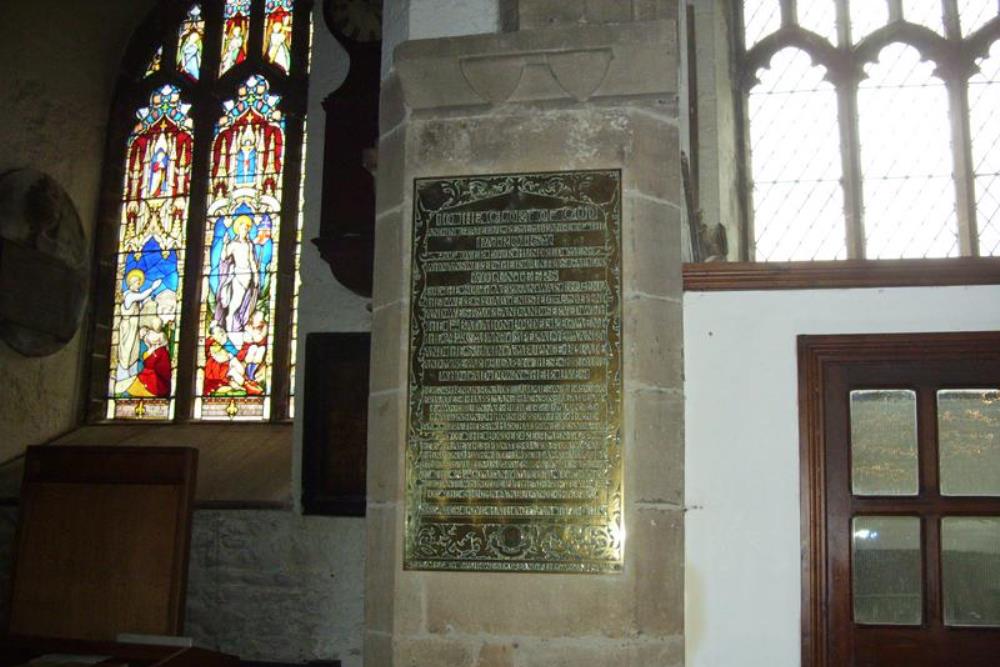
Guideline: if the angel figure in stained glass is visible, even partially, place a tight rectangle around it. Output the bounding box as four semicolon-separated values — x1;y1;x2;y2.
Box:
221;23;246;73
216;215;259;334
266;16;292;72
179;22;203;78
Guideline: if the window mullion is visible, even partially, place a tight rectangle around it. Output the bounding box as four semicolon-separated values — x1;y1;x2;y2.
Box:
835;77;866;260
833;0;866;260
781;0;796;27
174;108;216;421
269;110;303;421
174;4;225;422
943;0;979;257
946;76;980;256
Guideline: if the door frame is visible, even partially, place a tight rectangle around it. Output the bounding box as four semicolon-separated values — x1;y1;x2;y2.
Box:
797;331;1000;666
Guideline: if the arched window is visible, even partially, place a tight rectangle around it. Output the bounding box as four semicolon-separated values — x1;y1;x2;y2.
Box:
738;0;1000;261
91;0;311;422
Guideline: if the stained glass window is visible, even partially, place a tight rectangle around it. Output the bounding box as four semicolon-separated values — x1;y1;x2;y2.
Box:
97;1;310;423
264;0;295;73
195;76;285;421
108;85;193;420
177;5;204;81
221;0;251;75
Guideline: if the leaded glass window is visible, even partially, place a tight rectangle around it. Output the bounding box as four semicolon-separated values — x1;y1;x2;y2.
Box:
96;0;311;422
738;1;1000;261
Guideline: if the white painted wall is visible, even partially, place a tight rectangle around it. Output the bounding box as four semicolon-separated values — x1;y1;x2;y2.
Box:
684;285;1000;667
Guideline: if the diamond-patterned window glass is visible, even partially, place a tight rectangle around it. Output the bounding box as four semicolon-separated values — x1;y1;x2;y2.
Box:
902;0;946;35
858;43;958;258
958;0;999;36
744;0;782;49
750;48;846;260
850;0;890;44
971;41;1000;256
796;0;838;44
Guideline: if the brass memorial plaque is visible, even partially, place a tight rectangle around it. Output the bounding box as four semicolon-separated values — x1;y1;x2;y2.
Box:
405;170;623;573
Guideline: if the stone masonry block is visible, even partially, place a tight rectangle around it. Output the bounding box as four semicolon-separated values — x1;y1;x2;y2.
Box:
410;107;680;185
623;295;682;391
376;124;407;215
518;0;586;29
476;643;516;667
396;637;474;667
626;388;683;505
585;0;633;24
365;504;400;633
365;631;393;667
395;21;676;109
369;301;407;394
630;506;684;637
634;0;679;21
380;73;407;136
621;111;681;205
366;390;406;503
623;193;682;299
515;637;683;667
423;571;632;638
372;210;405;310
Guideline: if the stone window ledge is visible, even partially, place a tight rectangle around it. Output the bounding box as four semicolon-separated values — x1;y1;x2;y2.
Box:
0;423;293;509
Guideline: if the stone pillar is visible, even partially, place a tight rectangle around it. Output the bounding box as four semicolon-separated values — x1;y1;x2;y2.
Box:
367;7;684;665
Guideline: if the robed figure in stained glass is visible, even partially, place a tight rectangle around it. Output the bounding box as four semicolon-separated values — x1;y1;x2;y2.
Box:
196;75;284;417
234;127;258;186
216;214;260;333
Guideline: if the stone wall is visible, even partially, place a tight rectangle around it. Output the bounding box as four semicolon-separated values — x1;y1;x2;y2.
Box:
186;511;365;666
0;0;156;461
0;506;365;666
366;4;685;664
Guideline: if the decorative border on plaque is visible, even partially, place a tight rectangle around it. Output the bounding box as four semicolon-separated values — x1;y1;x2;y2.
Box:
404;169;623;573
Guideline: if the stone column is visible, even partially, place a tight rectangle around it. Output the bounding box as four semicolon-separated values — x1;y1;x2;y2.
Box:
367;6;684;665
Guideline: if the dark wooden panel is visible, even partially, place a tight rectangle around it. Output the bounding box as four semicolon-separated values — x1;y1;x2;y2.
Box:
301;333;370;516
8;446;197;641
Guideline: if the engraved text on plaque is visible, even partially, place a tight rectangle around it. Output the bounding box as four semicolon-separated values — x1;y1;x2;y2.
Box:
405;170;623;573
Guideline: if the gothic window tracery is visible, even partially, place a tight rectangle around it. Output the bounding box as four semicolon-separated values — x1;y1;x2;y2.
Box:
738;0;1000;261
98;0;311;422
